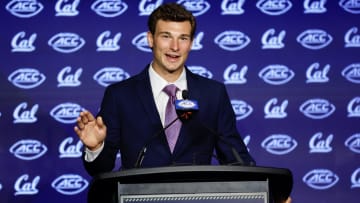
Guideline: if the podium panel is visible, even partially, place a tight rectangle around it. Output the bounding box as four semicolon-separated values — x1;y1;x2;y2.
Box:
119;181;269;203
89;165;292;203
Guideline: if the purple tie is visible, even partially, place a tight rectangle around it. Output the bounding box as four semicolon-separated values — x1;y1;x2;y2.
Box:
163;84;181;153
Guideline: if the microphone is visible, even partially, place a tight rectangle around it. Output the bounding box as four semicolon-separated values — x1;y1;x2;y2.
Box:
175;90;199;121
134;90;195;168
178;91;250;166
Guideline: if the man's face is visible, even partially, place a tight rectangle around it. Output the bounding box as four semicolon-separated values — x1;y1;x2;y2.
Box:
147;20;193;80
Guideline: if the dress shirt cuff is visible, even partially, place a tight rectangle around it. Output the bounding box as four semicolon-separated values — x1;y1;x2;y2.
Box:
84;142;104;162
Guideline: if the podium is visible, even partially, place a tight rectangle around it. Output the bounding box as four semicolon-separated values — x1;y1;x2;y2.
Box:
87;165;292;203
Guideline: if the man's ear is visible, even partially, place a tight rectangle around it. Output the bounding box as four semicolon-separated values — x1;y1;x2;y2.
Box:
147;31;154;48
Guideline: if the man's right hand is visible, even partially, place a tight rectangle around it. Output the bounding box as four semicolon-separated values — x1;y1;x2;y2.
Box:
74;110;107;151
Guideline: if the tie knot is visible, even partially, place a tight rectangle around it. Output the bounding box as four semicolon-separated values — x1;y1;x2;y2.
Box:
163;84;178;97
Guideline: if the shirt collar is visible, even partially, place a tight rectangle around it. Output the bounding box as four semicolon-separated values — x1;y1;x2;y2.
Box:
149;63;187;99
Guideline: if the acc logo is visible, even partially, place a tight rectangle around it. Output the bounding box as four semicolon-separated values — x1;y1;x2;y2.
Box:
188;66;213;78
259;65;294;85
256;0;292;16
261;134;297;155
348;97;360;117
231;100;253;120
14;174;40;195
339;0;360;14
132;32;151;52
299;98;335;119
177;0;210;16
91;0;128;17
139;0;162;16
10;139;48;160
224;64;247;84
93;67;130;87
6;0;43;18
303;169;339;190
176;100;199;110
52;174;88;195
50;103;83;124
297;29;333;50
214;31;250;51
221;0;245;15
8;68;46;89
345;133;360;153
48;32;85;53
351;168;360;188
342;63;360;84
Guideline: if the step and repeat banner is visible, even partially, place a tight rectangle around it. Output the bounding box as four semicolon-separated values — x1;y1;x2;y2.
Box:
0;0;359;203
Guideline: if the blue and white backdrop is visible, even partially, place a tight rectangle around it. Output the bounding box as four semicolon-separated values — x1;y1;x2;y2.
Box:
0;0;359;203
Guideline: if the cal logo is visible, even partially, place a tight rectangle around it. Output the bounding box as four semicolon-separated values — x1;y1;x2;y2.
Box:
261;28;286;49
50;102;83;124
297;29;333;50
177;0;211;16
264;98;288;119
231;100;253;120
10;139;47;160
138;0;162;16
303;169;339;190
345;27;360;48
13;102;39;123
214;30;250;51
8;68;46;89
93;67;130;87
304;0;327;14
51;174;88;195
256;0;292;16
261;134;297;155
11;31;37;52
223;64;247;84
91;0;128;17
348;97;360;118
309;132;333;153
59;137;83;158
342;63;360;84
299;98;335;119
221;0;245;15
55;0;80;17
14;174;40;195
306;62;330;83
351;168;360;188
6;0;43;18
97;30;121;52
57;66;82;87
259;65;294;85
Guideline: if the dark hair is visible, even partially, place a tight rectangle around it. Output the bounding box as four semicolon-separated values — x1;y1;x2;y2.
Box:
148;3;197;39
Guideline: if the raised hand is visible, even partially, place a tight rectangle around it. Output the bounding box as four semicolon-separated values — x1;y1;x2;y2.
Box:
74;110;107;151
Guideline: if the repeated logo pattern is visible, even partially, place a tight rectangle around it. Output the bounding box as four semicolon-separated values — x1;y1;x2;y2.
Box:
1;1;359;203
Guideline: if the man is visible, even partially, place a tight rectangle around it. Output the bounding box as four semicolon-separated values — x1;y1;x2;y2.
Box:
75;3;254;175
75;3;292;203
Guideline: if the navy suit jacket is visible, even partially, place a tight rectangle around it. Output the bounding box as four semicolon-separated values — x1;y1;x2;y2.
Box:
83;66;255;176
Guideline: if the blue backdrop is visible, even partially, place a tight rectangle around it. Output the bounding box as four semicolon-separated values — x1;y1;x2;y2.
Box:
0;0;359;203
